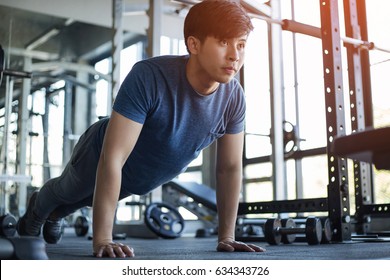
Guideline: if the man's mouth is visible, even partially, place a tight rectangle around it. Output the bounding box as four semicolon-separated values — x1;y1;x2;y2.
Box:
222;66;237;74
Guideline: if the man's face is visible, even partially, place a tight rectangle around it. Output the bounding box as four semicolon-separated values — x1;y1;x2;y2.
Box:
196;35;248;85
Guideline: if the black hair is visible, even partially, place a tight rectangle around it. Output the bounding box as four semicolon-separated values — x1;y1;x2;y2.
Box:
184;0;254;51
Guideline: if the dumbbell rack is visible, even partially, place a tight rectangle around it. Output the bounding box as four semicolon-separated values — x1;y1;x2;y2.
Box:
236;198;330;242
236;216;332;245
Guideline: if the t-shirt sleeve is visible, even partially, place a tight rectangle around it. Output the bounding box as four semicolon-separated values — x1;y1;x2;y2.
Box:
225;82;246;134
112;62;153;124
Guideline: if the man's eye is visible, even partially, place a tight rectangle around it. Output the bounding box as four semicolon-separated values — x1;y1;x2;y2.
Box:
221;40;228;45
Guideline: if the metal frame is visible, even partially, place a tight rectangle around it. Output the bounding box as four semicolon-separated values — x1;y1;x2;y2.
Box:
343;0;373;234
110;0;123;110
238;198;328;215
268;0;287;201
320;0;351;242
0;48;33;216
343;0;390;228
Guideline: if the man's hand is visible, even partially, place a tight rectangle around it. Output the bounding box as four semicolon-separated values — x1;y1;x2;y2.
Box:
93;241;135;258
217;238;266;253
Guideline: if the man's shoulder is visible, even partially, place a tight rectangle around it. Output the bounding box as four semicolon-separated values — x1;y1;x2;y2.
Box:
140;55;188;68
131;55;188;83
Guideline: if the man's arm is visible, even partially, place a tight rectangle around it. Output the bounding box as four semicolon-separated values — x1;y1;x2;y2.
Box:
215;132;265;252
92;111;143;258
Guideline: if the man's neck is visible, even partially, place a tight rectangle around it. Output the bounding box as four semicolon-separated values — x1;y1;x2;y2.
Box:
186;57;219;95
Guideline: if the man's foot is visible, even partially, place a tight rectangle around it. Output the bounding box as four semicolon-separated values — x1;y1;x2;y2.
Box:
43;216;64;244
16;191;45;237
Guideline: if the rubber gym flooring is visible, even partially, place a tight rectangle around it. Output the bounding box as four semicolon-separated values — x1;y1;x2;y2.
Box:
45;229;390;260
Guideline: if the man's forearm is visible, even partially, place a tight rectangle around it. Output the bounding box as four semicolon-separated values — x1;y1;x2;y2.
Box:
216;168;242;241
92;157;122;246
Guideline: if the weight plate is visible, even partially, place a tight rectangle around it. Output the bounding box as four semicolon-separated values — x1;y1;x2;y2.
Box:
144;202;185;239
264;218;282;245
321;218;332;244
0;214;17;237
305;217;322;245
74;216;89;237
281;218;296;244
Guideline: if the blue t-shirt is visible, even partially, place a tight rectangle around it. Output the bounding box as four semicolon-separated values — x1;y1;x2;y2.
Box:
111;55;245;195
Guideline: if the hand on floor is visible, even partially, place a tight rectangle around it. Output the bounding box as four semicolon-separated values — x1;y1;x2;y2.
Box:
93;241;135;258
217;238;266;253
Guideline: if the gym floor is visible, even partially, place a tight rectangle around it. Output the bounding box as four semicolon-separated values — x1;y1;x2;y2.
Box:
45;228;390;260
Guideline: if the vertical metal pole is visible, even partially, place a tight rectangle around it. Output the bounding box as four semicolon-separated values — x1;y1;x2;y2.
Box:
17;56;32;215
343;0;373;234
319;0;351;242
268;0;287;201
63;82;72;168
74;68;89;134
110;0;123;112
89;84;97;124
290;0;304;200
1;19;13;176
146;0;162;58
0;77;13;215
28;94;35;176
356;0;373;129
42;91;50;182
1;77;13;175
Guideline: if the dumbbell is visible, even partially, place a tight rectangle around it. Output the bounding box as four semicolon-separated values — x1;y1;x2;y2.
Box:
320;217;332;244
286;217;332;244
279;218;297;244
0;214;17;238
235;224;263;238
74;215;89;237
264;217;322;245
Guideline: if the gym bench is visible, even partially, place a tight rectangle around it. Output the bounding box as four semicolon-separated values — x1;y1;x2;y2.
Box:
332;126;390;170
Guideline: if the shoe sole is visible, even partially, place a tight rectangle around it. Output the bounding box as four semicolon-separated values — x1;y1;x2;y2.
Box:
42;220;63;244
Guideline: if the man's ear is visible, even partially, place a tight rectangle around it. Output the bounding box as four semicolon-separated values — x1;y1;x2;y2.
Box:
187;36;200;55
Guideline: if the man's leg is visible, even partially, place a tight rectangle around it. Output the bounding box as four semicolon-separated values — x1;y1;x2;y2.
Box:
17;120;104;243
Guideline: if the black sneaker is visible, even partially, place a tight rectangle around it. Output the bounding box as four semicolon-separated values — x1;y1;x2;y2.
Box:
42;216;63;244
16;191;45;237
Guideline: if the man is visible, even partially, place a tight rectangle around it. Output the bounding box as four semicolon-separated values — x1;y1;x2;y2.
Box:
17;0;266;258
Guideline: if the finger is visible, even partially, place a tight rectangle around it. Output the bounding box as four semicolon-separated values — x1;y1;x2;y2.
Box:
247;244;266;252
113;244;135;258
112;243;135;258
122;246;135;257
94;247;104;258
222;241;266;253
94;242;133;258
230;241;256;252
113;245;126;258
105;245;117;258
